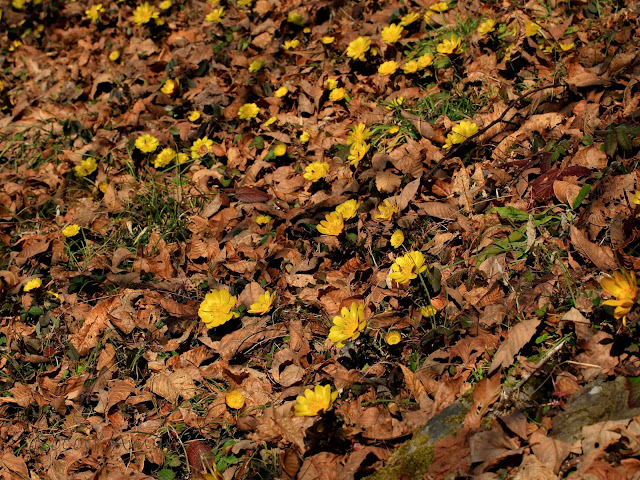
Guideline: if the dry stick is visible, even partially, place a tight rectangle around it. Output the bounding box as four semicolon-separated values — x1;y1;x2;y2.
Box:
511;337;569;393
426;83;565;178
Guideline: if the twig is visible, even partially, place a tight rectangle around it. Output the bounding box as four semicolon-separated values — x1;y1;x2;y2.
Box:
512;337;569;392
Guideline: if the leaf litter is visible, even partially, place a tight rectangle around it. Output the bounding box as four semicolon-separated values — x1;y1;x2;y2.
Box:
1;0;640;478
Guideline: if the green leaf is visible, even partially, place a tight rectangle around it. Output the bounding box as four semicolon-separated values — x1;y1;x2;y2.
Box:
493;206;529;222
616;127;632;152
169;126;179;136
604;132;618;157
572;184;591;209
28;306;44;315
156;469;175;480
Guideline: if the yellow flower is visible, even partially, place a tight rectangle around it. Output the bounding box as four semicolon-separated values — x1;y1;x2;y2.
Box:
249;291;276;314
347;123;371;145
287;12;305;25
335;199;360;220
238;103;260;120
385;330;401;345
378;61;398;76
390;230;404;248
436;35;463;55
388;126;399;134
159;0;171;8
303;161;330;182
191;137;214;159
198;289;237;328
348;142;369;165
294;385;339;417
75;157;97;177
0;80;4;93
85;4;104;23
176;152;189;164
98;181;109;193
12;0;25;9
601;269;638;324
237;0;252;7
478;19;496;36
403;60;419;74
155;17;165;25
262;116;277;128
381;23;404;44
390;251;427;284
424;10;435;23
188;110;201;122
558;42;575;51
325;78;338;90
329;302;366;347
255;214;272;225
24;278;42;292
421;304;437;317
417;53;434;68
225;390;245;409
109;50;120;61
400;12;420;26
444;121;478;150
303;27;311;33
321;36;335;44
347;37;371;60
62;224;81;237
248;59;264;72
154;148;176;168
429;1;449;12
273;144;287;157
631;191;640;205
283;39;300;50
161;78;178;96
389;97;405;109
135;134;159;153
329;88;346;102
205;7;224;22
317;211;344;236
525;21;540;37
132;2;159;25
274;86;289;98
299;131;311;143
9;40;23;52
374;199;398;221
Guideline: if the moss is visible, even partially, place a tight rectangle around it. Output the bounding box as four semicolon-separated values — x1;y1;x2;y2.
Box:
366;440;435;480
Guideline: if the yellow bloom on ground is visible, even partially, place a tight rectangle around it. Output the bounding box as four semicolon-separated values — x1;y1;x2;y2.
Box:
161;78;178;96
198;289;236;328
478;19;496;36
329;302;366;347
237;0;252;7
0;81;4;93
287;12;305;25
238;103;260;120
321;36;335;44
429;1;449;12
390;230;404;248
273;144;287;157
631;191;640;205
444;121;478;150
335;199;360;220
378;61;399;76
329;88;346;102
403;60;419;74
109;50;120;61
300;131;311;143
262;116;277;128
294;385;339;417
381;23;404;44
75;157;97;177
558;42;575;51
255;214;272;225
159;0;171;9
417;53;434;68
248;59;264;72
388;126;399;134
385;330;401;345
154;148;176;168
249;291;276;314
283;39;300;50
274;86;289;98
348;142;370;165
135;134;159;153
205;7;224;22
400;12;420;26
133;2;159;25
225;390;245;409
601;269;638;324
176;152;189;164
85;3;104;23
24;278;42;292
389;97;405;108
12;0;25;9
437;35;463;55
188;110;201;122
191;137;214;159
424;10;435;23
421;305;437;317
390;251;427;284
347;37;371;60
99;181;109;193
347;123;372;145
325;78;338;90
317;211;344;236
374;199;398;221
62;224;81;237
304;161;330;182
525;21;540;37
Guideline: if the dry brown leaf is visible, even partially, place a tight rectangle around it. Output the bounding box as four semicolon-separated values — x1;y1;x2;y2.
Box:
488;318;540;374
399;364;427;400
375;171;402;193
553;180;581;206
570;225;617;269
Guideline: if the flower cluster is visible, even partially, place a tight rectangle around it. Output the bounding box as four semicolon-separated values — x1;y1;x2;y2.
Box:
443;121;478;150
389;251;427;284
329;302;367;347
316;199;360;236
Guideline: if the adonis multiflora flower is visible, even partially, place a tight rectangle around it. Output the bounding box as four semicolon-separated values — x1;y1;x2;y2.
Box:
248;291;276;315
600;269;638;325
303;161;329;182
132;2;159;25
198;289;236;328
294;385;338;417
329;302;366;347
347;37;371;60
390;251;427;284
317;211;344;236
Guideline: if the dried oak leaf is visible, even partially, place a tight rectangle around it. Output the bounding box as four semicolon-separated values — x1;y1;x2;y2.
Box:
488;318;540;374
570;225;617;269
